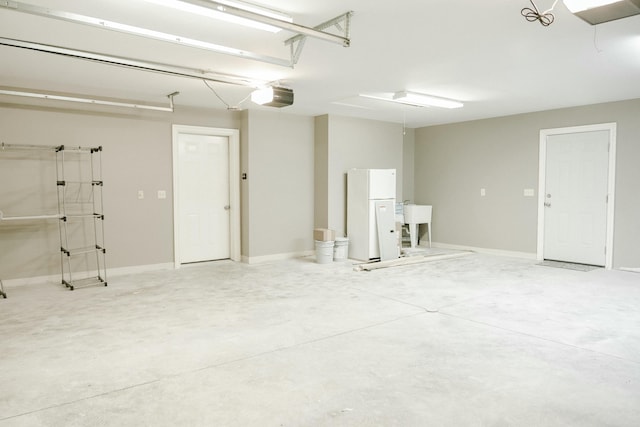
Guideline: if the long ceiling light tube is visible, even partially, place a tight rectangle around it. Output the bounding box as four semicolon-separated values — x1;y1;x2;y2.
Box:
563;0;625;12
393;91;464;109
0;1;292;67
0;37;269;88
358;92;464;109
143;0;293;33
0;89;178;112
173;0;351;46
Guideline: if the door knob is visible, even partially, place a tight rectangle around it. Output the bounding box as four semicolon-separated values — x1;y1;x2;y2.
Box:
544;202;551;207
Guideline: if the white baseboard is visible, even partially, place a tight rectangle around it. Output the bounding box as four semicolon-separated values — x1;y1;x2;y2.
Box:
108;263;174;277
620;267;640;273
2;273;60;288
431;242;537;260
2;262;175;288
242;250;315;265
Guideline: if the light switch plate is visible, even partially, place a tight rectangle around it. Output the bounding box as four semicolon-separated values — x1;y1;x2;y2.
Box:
137;190;144;200
480;188;486;197
157;190;167;199
524;188;535;197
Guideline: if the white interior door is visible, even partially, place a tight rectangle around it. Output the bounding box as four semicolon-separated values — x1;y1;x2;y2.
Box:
543;130;609;266
178;133;230;263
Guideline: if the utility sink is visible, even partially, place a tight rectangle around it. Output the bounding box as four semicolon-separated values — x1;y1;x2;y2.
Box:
403;204;432;249
403;204;432;224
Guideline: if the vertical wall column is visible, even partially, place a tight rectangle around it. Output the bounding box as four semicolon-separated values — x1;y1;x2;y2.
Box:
314;114;405;238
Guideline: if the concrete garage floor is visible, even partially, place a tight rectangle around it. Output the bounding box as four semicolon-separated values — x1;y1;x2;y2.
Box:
1;252;639;426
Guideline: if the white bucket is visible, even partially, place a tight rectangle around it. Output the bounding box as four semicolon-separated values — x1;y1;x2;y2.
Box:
315;240;335;264
333;237;349;261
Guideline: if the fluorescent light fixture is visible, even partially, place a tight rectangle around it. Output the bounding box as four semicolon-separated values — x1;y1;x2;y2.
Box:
564;0;624;12
563;0;640;24
143;0;293;33
148;0;351;47
392;91;464;109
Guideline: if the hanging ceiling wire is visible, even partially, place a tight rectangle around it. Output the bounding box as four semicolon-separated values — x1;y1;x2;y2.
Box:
402;108;407;136
203;80;251;110
521;0;559;26
593;25;603;53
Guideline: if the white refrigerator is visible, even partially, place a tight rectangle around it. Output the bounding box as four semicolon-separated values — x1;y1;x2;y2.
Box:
347;169;397;261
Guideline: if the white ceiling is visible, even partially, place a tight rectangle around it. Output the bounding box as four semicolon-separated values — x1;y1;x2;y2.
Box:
1;0;639;128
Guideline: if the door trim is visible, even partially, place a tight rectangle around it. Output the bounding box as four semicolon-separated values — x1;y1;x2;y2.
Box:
172;125;241;268
536;123;616;269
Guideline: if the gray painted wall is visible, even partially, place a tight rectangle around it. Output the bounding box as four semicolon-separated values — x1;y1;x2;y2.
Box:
0;102;241;279
414;98;640;268
315;115;404;238
243;110;315;259
402;128;415;204
314;115;329;229
3;96;636;280
0;102;317;280
240;110;250;258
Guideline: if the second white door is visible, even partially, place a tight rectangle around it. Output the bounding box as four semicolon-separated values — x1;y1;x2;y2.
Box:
543;130;609;266
178;133;230;264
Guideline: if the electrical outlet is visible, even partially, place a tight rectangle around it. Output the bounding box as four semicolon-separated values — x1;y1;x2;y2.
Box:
137;190;144;200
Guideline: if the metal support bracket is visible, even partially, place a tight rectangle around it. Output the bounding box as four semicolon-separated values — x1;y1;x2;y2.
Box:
167;91;180;111
285;11;353;66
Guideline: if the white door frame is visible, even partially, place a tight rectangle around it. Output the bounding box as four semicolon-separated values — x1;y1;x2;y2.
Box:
172;125;241;268
536;123;617;269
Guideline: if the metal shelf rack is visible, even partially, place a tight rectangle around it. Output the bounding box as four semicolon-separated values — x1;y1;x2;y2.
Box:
56;145;107;291
0;142;107;294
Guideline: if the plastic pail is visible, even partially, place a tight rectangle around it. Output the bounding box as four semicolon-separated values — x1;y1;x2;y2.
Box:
315;240;335;264
333;237;349;261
